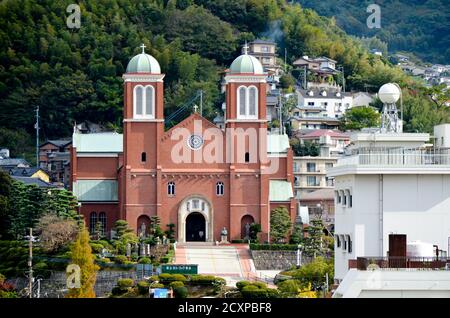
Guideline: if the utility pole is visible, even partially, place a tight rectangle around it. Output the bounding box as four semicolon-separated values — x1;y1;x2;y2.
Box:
284;48;287;73
35;106;40;168
26;228;36;298
199;90;203;116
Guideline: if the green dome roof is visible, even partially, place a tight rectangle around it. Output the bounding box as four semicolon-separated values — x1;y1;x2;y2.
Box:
126;52;161;74
229;53;264;75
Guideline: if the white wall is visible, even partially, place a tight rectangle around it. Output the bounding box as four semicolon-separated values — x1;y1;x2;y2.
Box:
434;124;450;148
334;173;450;281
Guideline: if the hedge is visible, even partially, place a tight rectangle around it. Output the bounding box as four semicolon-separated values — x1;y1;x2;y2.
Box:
249;243;299;251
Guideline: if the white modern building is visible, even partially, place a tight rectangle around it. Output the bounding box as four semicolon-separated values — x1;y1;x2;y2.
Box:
329;83;450;297
291;87;353;130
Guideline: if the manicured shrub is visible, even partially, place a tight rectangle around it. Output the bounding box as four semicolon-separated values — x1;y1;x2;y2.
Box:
169;281;185;289
114;255;128;264
160;256;170;264
148;275;159;283
159;273;186;283
174;286;188;298
117;278;134;289
150;282;164;288
138;257;151;264
241;285;279;299
89;243;104;254
111;286;125;296
236;281;252;290
137;280;150;295
190;275;216;284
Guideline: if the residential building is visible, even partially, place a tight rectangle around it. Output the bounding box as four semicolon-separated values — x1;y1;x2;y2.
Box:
293;156;337;198
6;167;50;183
296;129;350;157
0;148;9;159
328;129;450;284
0;158;30;169
70;47;296;241
290;87;352;130
352;92;375;108
293;56;338;84
244;39;281;82
299;188;335;231
39;139;72;185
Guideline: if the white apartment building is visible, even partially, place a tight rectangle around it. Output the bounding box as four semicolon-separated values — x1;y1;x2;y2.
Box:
329;130;450;283
291;87;353;130
293;156;337;198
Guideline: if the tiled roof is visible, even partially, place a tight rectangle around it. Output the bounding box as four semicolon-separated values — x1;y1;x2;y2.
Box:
301;129;350;139
269;180;294;202
0;158;30;167
300;188;335;201
73;133;123;153
12;176;54;188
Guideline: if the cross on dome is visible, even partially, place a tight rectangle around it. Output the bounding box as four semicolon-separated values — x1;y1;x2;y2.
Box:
140;43;146;54
243;41;249;55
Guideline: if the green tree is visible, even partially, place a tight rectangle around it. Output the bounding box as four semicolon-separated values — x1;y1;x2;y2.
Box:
66;226;99;298
339;106;381;131
290;139;319;157
270;207;292;243
302;219;330;257
288;257;333;292
0;171;12;238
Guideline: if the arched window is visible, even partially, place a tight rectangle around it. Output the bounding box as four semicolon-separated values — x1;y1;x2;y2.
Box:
216;181;224;196
89;212;97;234
98;212;107;236
237;86;258;119
167;182;175;196
145;86;154;117
134;86;143;116
245;152;250;163
248;86;257;116
134;85;155;119
141;152;147;162
239;86;246;116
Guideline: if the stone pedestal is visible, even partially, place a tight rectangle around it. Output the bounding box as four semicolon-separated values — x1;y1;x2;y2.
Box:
220;235;229;244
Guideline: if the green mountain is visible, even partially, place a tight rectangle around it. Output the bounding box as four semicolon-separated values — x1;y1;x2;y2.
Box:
0;0;448;162
295;0;450;64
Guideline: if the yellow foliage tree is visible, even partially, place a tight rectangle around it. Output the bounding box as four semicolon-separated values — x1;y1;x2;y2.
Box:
298;283;317;298
65;225;99;298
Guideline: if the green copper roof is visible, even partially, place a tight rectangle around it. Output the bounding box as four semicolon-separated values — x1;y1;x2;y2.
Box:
267;134;290;153
73;133;123;153
269;180;294;202
229;54;264;74
126;53;161;74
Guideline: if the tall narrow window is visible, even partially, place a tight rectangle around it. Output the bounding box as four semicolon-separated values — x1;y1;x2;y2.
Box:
141;152;147;162
239;86;246;116
135;86;143;116
145;86;154;117
248;87;257;116
167;182;175;196
216;181;224;196
98;212;107;236
245;152;250;163
89;212;97;234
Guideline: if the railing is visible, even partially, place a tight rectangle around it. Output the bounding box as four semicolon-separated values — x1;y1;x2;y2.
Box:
336;153;450;167
355;257;450;270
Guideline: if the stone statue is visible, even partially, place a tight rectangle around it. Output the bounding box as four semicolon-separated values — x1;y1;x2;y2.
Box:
140;243;146;256
220;227;229;244
139;222;147;238
244;223;251;240
126;243;132;257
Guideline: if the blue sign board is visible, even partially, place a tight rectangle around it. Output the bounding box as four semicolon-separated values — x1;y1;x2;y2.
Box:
153;288;169;298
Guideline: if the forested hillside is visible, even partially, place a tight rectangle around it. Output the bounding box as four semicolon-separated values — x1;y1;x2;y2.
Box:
0;0;448;163
295;0;450;64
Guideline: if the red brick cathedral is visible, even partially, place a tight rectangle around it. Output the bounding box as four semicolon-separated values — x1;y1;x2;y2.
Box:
70;45;296;243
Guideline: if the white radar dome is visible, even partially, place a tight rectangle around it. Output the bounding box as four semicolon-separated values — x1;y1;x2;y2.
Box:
378;83;401;104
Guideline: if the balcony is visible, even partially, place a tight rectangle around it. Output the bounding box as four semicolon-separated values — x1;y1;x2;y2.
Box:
353;257;450;270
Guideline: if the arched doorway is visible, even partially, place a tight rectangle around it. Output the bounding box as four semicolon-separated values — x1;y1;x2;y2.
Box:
178;195;213;243
241;215;255;240
137;215;151;238
185;212;206;242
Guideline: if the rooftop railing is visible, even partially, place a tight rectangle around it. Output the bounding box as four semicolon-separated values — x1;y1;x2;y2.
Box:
354;257;450;270
336;152;450;167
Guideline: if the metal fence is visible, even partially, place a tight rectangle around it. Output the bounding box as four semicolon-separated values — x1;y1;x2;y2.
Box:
356;257;450;270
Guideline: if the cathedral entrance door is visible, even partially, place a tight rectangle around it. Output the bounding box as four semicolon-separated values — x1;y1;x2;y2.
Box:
185;212;206;242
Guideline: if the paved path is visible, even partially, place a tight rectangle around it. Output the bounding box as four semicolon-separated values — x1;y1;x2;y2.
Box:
174;244;259;286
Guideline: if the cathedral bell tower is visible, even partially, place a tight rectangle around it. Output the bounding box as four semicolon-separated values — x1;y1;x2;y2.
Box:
121;44;165;230
224;43;271;242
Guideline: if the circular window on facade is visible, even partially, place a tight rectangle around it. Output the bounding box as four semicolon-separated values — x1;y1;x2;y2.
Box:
187;135;204;150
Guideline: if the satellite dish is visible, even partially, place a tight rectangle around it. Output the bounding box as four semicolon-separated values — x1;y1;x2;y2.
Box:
378;83;401;104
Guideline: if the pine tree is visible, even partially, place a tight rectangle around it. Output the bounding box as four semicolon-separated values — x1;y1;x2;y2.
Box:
66;226;99;298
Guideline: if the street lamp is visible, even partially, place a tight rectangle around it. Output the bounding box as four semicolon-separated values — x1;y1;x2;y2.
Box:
297;244;303;268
